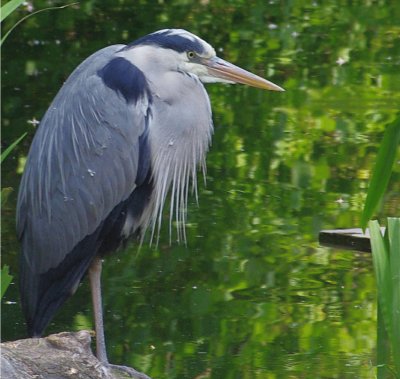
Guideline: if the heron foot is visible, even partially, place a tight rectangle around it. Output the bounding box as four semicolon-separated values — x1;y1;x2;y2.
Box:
108;363;153;379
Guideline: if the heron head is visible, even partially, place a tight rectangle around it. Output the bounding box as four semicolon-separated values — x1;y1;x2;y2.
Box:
126;29;284;92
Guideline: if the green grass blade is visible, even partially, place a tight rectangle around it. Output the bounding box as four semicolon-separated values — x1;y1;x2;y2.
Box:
0;0;25;22
0;132;27;164
388;218;400;372
361;117;400;230
1;265;13;298
370;220;393;340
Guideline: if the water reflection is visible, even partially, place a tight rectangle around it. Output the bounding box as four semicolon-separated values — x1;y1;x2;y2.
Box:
2;0;399;378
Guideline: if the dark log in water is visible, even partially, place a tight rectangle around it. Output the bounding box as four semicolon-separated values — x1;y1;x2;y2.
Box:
319;227;385;253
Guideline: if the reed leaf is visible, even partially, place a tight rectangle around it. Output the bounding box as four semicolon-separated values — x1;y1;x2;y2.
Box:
377;302;391;379
370;221;392;340
388;218;400;373
361;117;400;230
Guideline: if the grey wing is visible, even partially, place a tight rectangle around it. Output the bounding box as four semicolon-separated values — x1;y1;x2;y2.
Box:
16;45;152;274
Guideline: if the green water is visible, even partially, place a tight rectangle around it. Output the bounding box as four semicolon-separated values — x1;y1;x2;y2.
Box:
2;1;399;378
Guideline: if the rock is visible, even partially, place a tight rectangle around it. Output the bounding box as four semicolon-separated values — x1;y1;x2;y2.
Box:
0;331;149;379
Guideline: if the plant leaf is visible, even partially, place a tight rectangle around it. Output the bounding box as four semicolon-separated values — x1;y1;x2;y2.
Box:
0;0;25;23
377;302;391;379
361;116;400;230
1;265;13;298
0;132;27;164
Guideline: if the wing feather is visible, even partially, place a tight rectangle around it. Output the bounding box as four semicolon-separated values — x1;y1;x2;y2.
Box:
17;45;152;274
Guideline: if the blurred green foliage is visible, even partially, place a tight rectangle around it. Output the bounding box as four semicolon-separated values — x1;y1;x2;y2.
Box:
1;1;400;378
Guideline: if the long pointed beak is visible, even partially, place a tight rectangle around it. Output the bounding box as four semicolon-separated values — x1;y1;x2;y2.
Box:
203;56;284;91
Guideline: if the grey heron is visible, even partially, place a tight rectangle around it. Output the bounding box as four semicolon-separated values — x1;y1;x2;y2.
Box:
17;29;283;376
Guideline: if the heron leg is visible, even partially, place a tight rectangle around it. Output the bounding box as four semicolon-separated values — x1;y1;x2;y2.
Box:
88;256;108;364
89;257;153;379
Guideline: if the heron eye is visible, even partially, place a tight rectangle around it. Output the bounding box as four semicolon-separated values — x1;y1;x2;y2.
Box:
187;51;196;59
